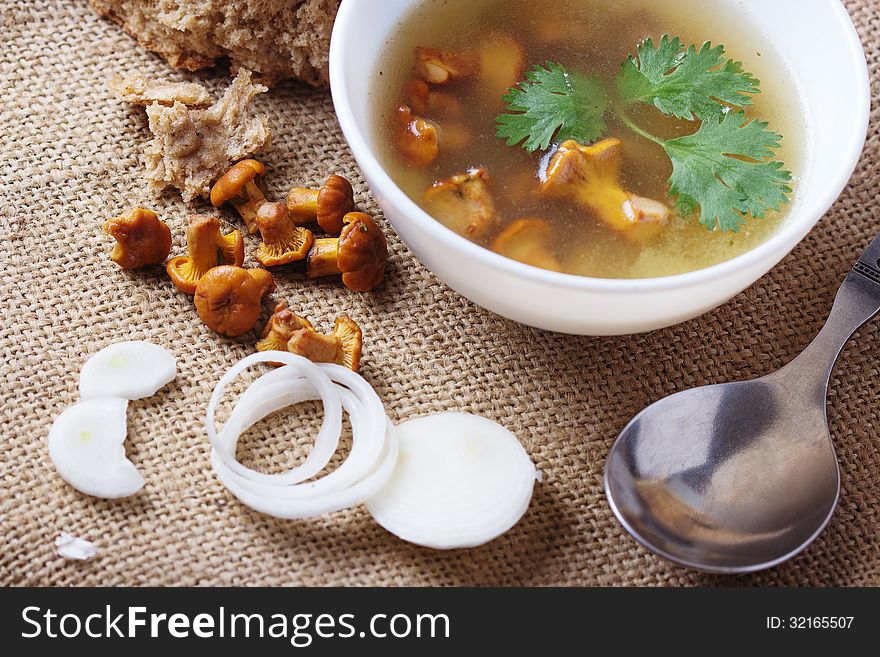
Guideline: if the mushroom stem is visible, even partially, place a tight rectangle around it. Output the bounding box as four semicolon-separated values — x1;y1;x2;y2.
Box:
306;238;342;279
286;317;363;371
232;180;267;234
287;187;320;223
167;215;244;294
288;329;342;364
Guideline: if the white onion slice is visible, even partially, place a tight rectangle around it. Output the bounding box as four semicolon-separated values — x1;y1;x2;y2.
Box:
365;412;537;549
79;341;176;401
206;352;342;485
48;397;145;499
205;352;398;519
220;364;389;495
210;420;399;518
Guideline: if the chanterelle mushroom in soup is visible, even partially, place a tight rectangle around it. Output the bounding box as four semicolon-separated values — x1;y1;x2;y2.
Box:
542;139;669;243
491;218;563;272
423;168;497;241
394;105;439;168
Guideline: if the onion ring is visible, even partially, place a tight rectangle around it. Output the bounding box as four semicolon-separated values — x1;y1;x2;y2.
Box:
205;351;398;519
206;352;343;485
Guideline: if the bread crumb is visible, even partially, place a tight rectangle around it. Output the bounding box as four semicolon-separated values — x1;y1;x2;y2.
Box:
114;69;271;202
109;71;213;107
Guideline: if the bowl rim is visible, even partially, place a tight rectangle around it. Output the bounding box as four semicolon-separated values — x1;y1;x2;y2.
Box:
330;0;870;293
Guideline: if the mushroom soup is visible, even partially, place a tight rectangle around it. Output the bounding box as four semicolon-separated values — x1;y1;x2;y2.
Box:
373;0;808;279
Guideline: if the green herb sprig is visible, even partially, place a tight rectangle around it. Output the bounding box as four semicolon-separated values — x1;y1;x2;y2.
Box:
494;36;792;232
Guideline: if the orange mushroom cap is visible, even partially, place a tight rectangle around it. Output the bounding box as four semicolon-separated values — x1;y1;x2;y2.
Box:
337;212;389;292
210;159;265;207
316;175;355;235
194;266;276;337
103;207;172;270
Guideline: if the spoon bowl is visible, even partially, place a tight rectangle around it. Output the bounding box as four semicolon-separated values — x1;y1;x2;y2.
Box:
606;235;880;572
605;378;839;573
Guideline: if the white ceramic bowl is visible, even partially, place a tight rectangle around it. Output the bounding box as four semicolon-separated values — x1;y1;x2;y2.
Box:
330;0;869;335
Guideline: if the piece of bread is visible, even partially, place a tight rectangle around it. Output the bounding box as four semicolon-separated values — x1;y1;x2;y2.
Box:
109;71;213;107
114;70;271;202
90;0;339;87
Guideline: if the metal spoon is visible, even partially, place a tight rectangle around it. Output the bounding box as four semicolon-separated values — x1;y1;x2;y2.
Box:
605;233;880;573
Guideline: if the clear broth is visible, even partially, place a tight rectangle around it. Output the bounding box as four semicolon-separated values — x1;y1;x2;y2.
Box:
372;0;810;278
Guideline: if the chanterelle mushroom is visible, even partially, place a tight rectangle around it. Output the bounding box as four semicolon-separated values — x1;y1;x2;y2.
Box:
476;34;524;103
210;159;267;234
306;212;388;292
288;316;363;372
254;202;314;267
287;174;355;235
103;207;172;269
415;47;478;85
491;219;563;272
395;105;439;168
166;214;244;294
194;266;275;337
256;301;315;353
541;138;670;242
423;167;497;241
405;78;464;119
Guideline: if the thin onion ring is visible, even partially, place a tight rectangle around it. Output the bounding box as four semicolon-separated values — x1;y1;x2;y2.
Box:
206;352;342;485
205;352;398;519
221;364;388;494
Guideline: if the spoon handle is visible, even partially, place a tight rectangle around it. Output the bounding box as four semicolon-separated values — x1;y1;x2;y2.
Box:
778;233;880;394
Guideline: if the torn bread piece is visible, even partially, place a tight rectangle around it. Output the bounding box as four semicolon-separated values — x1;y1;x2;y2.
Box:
109;71;213;107
114;69;271;202
90;0;338;87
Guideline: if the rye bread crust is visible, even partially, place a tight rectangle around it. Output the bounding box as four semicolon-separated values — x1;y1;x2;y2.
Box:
91;0;339;86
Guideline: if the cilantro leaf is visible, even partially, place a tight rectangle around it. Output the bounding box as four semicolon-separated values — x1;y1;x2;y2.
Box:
616;36;760;120
496;62;608;152
663;111;792;232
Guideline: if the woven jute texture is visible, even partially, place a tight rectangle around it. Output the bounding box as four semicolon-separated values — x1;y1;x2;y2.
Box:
2;0;879;587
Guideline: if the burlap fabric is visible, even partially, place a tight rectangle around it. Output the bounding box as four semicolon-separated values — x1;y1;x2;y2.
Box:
2;0;879;587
